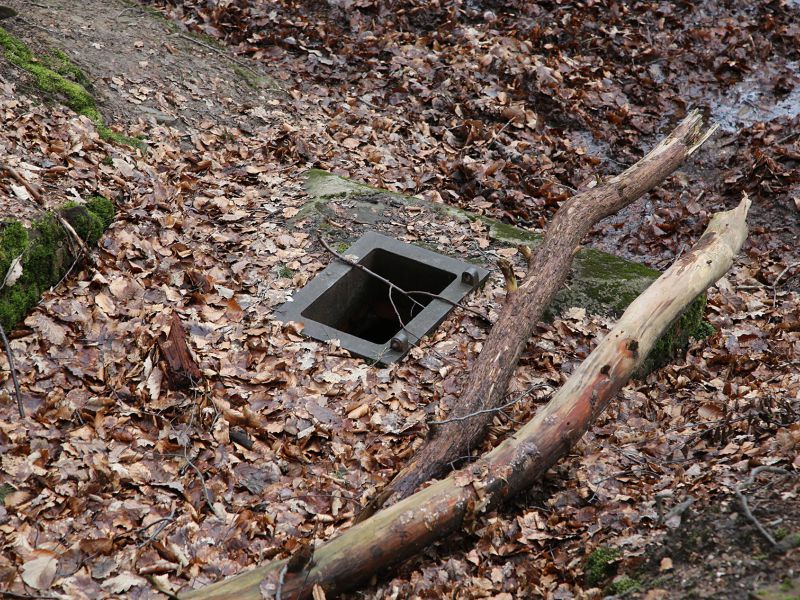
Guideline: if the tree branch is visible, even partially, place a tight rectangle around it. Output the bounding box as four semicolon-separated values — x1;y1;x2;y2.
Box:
179;194;749;600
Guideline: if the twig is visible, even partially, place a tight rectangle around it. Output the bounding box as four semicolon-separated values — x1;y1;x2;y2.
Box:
0;161;43;202
181;451;215;513
275;564;289;600
737;260;799;295
429;382;549;425
137;510;177;548
115;6;138;18
318;234;424;311
143;574;181;600
774;262;800;286
387;285;408;329
735;465;790;547
0;161;92;264
177;33;247;70
0;323;24;417
477;119;514;148
318;233;490;323
657;495;694;525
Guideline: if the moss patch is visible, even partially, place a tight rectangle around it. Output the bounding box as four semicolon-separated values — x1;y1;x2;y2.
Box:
0;197;115;330
586;546;622;586
233;65;282;91
0;26;144;149
551;247;659;317
86;195;115;229
753;577;800;600
608;575;641;595
638;294;713;375
0;221;29;285
277;265;294;279
60;202;106;246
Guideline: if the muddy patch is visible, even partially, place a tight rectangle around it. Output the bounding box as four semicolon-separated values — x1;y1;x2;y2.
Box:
628;473;800;599
710;61;800;133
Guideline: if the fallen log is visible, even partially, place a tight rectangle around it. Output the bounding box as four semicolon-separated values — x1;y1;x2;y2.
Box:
181;196;750;600
362;110;718;513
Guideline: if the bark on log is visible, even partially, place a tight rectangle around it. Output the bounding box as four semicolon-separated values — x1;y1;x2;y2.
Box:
364;110;718;513
180;196;750;600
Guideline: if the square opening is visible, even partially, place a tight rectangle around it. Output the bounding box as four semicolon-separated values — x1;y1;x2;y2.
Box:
277;230;489;364
301;248;456;344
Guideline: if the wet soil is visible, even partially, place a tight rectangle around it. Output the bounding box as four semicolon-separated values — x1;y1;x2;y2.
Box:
630;473;800;599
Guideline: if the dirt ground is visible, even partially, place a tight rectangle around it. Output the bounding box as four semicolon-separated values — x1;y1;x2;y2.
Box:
4;0;286;132
1;1;799;599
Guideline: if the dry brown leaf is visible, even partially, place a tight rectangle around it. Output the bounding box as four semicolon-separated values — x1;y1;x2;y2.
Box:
20;551;58;590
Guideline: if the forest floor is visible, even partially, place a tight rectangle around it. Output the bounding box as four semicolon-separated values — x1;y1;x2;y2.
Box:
0;1;799;599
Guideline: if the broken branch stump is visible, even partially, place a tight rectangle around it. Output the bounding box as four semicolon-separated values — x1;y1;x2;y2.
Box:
158;312;202;389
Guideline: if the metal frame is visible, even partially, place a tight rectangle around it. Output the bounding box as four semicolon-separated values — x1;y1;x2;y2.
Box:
276;231;489;364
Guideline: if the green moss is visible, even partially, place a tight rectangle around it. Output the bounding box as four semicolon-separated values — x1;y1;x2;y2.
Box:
638;294;712;375
608;575;641;595
485;218;541;245
233;65;282;91
552;247;659;317
60;203;104;245
0;27;143;149
86;196;115;229
277;266;295;279
0;221;29;282
0;286;36;331
0;213;63;330
59;197;116;245
586;546;621;586
0;26;32;64
753;576;800;600
0;27;95;117
24;213;64;288
0;199;115;330
0;483;14;503
780;533;800;550
96;124;147;151
305;168;396;199
41;48;93;90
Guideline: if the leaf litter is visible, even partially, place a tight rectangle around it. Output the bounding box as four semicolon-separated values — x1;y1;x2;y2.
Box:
0;0;799;598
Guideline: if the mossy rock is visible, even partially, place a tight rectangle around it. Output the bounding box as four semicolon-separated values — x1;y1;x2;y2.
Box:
300;170;712;373
0;26;144;149
0;197;115;330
